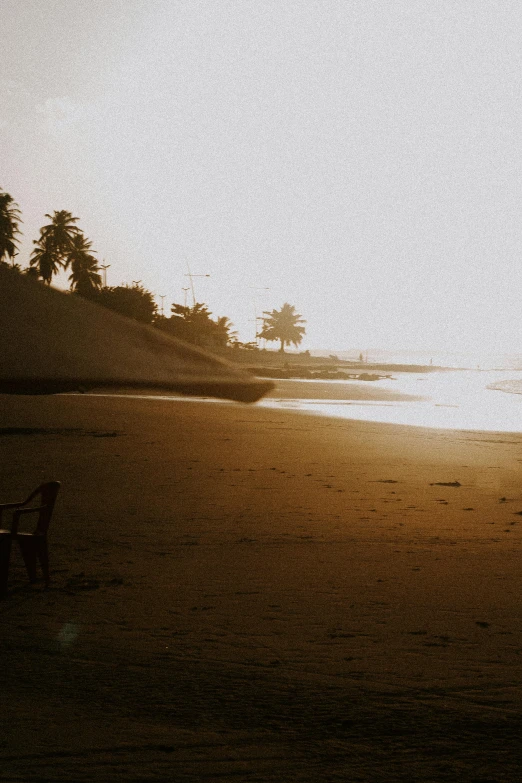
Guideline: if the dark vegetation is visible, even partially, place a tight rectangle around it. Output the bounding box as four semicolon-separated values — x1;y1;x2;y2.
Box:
0;188;307;355
258;302;306;353
1;188;452;376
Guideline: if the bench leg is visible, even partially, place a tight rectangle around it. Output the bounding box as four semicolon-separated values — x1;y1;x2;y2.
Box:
35;536;50;585
17;536;38;582
17;535;50;585
0;534;12;598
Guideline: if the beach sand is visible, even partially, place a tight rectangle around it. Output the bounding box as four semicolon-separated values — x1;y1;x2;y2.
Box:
1;392;522;781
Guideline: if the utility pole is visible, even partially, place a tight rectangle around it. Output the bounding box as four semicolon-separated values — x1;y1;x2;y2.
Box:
100;262;110;288
132;279;142;288
182;287;190;308
184;262;210;307
250;287;270;346
159;295;166;317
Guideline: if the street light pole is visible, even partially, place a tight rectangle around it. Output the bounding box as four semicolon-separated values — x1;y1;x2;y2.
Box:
184;263;210;307
100;263;110;288
250;287;270;346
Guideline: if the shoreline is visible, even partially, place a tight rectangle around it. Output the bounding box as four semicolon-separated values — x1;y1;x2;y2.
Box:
261;372;522;434
263;377;425;402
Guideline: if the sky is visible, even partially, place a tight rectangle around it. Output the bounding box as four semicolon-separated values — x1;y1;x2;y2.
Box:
2;0;522;357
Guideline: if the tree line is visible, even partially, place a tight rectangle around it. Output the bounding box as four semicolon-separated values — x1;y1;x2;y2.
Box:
0;188;306;353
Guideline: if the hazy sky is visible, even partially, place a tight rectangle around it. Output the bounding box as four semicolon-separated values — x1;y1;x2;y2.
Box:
3;0;522;355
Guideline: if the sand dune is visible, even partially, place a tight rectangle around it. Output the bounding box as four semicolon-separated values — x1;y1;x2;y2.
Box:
1;393;522;781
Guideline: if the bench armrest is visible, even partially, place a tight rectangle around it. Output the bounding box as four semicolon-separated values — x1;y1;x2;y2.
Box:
11;506;47;535
0;501;25;511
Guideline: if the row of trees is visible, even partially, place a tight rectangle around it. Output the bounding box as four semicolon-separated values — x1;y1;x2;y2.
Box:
0;195;102;294
1;187;306;353
30;211;101;293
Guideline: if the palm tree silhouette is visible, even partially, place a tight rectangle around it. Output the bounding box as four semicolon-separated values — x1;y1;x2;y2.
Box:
40;210;80;263
29;241;60;284
214;316;238;347
30;210;82;284
67;233;102;295
0;189;22;264
259;303;306;353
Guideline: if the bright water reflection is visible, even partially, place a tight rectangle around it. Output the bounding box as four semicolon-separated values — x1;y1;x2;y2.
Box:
259;370;522;432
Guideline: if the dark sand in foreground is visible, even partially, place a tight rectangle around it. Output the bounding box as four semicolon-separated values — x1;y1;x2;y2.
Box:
1;393;522;781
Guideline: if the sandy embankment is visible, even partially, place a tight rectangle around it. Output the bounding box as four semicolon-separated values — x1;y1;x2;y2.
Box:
1;392;522;781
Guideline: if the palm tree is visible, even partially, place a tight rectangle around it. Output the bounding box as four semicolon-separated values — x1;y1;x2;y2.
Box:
0;189;22;264
67;233;102;296
213;316;238;348
39;210;80;264
30;210;82;284
29;240;61;284
259;302;306;353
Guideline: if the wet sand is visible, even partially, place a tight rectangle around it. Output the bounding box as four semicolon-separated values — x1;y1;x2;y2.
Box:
264;376;425;401
1;393;522;781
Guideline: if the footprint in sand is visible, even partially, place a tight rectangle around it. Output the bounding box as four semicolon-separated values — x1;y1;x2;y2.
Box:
64;573;100;592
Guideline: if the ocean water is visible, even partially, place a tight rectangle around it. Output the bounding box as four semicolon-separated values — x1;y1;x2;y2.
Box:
259;370;522;433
